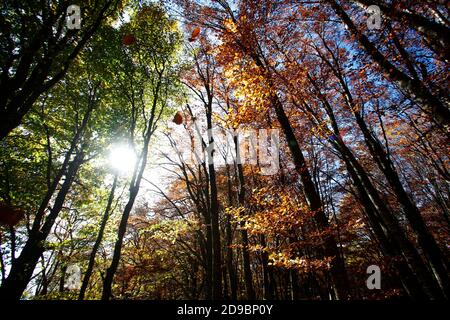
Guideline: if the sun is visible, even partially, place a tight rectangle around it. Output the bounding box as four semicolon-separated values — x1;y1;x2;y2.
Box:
108;144;137;174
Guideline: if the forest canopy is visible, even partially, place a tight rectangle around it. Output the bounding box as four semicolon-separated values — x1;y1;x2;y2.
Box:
0;0;449;300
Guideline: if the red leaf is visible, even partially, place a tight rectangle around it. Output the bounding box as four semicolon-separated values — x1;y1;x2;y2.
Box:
122;34;136;46
189;27;201;42
173;111;183;125
0;203;24;227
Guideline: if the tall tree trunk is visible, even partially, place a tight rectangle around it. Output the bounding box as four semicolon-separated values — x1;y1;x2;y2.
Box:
342;153;429;298
353;110;450;297
225;164;238;300
0;83;96;300
78;174;118;300
234;135;255;300
59;265;67;293
201;202;213;299
206;99;222;300
0;1;117;141
260;235;275;300
273;98;350;300
238;35;351;298
328;0;450;129
326;57;450;297
0;149;85;299
314;92;445;298
101;70;164;300
101;139;151;300
290;269;301;300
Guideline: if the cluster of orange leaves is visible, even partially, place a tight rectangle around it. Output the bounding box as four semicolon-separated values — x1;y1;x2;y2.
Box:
225;186;337;271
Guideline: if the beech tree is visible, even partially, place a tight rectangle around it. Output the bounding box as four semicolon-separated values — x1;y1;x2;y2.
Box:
0;0;121;140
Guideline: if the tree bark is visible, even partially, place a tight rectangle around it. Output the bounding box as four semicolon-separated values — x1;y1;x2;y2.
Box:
313;91;445;299
206;98;222;300
78;174;118;300
0;149;85;299
225;164;238;300
273;98;350;300
234;135;256;300
328;0;450;129
0;1;117;140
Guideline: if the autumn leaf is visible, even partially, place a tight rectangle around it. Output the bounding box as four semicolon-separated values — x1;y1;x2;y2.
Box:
188;27;201;42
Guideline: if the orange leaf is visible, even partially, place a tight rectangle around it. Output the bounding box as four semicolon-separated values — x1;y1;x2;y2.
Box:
189;27;201;42
173;111;183;125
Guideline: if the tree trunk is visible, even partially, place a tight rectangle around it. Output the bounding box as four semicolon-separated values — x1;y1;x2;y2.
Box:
0;1;116;141
328;57;450;297
78;174;118;300
101;142;150;300
354;0;450;61
354;110;450;298
0;149;85;299
206;100;222;300
317;95;445;298
239;37;350;299
225;164;238;300
234;135;256;300
260;235;274;300
328;0;450;129
273;98;350;300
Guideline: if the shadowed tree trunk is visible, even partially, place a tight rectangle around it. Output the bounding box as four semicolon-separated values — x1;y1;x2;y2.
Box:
224;164;238;300
206;93;222;300
0;0;118;140
234;134;256;300
0;91;96;299
305;84;446;299
354;0;450;61
0;147;85;299
327;0;450;129
78;174;118;300
101;75;162;300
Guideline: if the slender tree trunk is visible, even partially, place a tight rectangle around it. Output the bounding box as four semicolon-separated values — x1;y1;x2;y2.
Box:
316;95;444;298
37;255;48;296
206;100;222;300
238;36;350;298
290;269;301;300
354;0;450;61
78;174;118;300
328;0;450;128
260;235;275;300
225;164;238;300
353;110;450;297
234;135;255;300
59;265;67;293
0;85;96;300
327;58;450;297
342;154;428;298
273;98;350;300
0;149;85;299
0;1;116;141
101;69;164;300
204;210;213;300
101;141;150;300
303;63;448;298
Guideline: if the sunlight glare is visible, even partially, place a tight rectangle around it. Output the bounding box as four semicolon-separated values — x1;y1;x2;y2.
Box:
108;144;137;174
